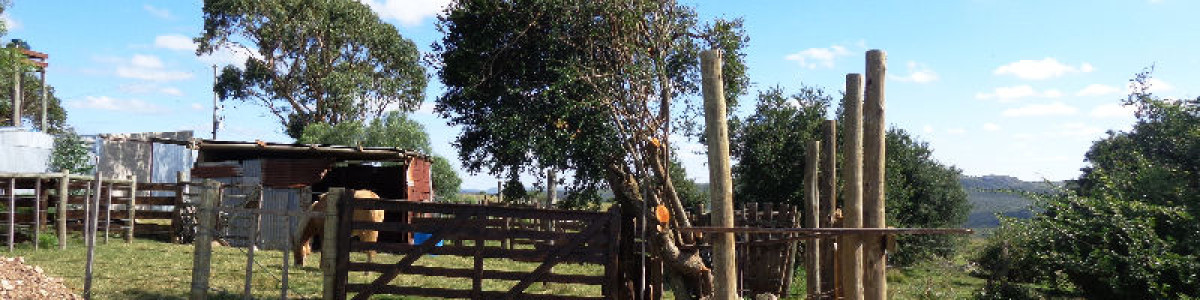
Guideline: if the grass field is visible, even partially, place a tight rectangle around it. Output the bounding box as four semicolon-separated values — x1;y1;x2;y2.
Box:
8;234;987;299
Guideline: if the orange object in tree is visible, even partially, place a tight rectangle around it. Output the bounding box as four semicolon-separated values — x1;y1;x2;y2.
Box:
655;204;670;224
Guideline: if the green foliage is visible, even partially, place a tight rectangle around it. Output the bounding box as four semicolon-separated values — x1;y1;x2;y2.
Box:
730;86;829;205
501;177;528;203
0;11;69;133
885;129;971;266
50;130;94;175
669;158;707;209
977;69;1200;299
298;112;462;201
430;155;462;202
197;0;427;138
434;0;749;194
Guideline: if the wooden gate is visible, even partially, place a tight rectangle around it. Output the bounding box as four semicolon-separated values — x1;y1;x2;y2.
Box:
331;191;621;300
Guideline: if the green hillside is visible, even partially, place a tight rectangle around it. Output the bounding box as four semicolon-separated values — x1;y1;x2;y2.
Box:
960;175;1060;229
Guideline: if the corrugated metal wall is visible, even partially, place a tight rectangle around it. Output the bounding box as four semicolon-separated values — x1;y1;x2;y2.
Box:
98;131;194;183
0;128;53;173
204;159;307;251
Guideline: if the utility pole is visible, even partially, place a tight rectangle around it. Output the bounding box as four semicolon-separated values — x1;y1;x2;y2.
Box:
212;65;220;140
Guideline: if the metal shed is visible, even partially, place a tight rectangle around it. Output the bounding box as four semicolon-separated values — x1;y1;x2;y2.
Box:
190;140;433;250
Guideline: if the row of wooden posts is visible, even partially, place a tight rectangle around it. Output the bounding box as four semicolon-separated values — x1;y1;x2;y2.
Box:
699;49;891;300
1;172;139;252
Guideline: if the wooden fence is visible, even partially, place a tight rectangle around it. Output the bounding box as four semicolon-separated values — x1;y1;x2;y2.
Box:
326;188;621;300
0;172;192;251
684;202;801;297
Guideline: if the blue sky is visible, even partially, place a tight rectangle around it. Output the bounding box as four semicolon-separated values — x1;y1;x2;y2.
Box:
4;0;1196;189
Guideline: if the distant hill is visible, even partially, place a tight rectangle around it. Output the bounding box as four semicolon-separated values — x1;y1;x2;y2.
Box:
961;175;1062;229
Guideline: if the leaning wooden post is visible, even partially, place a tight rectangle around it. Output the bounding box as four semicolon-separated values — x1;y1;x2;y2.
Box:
243;185;263;300
190;180;220;300
322;188;344;300
862;49;888;300
820;120;838;299
803;141;821;299
839;73;866;300
58;171;69;249
126;175;136;243
702;49;738;300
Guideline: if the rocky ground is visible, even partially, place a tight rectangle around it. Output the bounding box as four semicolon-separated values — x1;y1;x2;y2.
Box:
0;256;81;299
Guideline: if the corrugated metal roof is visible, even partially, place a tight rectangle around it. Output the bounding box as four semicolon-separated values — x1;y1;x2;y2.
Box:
0;128;53;173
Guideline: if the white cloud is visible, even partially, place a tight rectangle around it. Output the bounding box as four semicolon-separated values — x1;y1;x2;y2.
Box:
983;123;1001;131
115;54;192;82
155;34;197;51
143;4;171;19
1054;122;1104;138
1001;102;1078;117
160;87;184;97
1076;84;1121;97
947;128;967;134
67;96;168;114
993;58;1093;80
1089;103;1135;119
190;103;205;111
1;13;20;31
1146;78;1173;94
975;85;1063;102
892;61;939;83
785;44;851;69
363;0;453;27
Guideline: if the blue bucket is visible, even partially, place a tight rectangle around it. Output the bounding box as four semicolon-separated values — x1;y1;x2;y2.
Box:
413;232;443;246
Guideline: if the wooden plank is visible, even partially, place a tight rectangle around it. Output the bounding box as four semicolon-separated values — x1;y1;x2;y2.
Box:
350;199;607;222
505;213;611;298
343;285;604;300
60;210;175;220
352;221;595;243
349;241;606;264
136;196;177;206
345;264;605;285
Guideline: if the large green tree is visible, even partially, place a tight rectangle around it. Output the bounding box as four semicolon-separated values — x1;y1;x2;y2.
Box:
730;85;969;266
298;112;462;202
435;0;748;297
196;0;427;138
977;70;1200;299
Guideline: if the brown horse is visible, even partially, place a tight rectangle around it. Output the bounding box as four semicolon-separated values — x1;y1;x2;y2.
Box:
293;189;385;266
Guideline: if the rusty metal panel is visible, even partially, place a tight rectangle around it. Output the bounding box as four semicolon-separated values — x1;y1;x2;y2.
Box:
261;159;333;188
406;157;433;202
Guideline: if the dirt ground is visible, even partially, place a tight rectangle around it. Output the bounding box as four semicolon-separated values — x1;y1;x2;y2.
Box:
0;256;81;299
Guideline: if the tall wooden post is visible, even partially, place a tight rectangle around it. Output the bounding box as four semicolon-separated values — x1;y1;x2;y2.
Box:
104;182;113;244
803;141;821;299
839;73;865;300
40;69;47;130
322;188;344;300
126;175;136;243
700;49;734;300
191;180;220;300
11;59;20;127
862;50;888;300
58;171;68;249
243;185;263;300
702;49;738;300
820;120;838;299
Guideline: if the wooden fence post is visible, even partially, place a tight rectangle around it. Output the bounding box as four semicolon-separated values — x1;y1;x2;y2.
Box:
702;49;738;300
173;172;187;244
126;175;136;243
58;171;68;249
243;185;263;300
7;178;14;252
840;73;865;300
804;141;821;299
322;188;343;300
820;120;838;299
191;180;220;300
34;178;41;250
104;182;113;244
862;49;888;300
84;172;102;299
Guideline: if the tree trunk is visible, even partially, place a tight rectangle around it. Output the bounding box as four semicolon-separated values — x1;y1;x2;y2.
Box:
606;163;713;300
